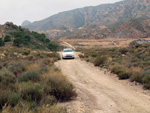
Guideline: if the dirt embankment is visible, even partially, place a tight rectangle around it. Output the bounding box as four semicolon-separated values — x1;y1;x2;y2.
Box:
55;53;150;113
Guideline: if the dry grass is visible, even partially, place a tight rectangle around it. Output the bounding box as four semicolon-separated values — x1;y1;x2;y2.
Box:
25;64;41;72
2;104;67;113
0;47;76;112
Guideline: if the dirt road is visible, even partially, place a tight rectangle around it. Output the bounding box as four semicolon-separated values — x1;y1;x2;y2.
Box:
55;53;150;113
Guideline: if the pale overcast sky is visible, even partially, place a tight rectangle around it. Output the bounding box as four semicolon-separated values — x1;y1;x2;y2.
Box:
0;0;122;25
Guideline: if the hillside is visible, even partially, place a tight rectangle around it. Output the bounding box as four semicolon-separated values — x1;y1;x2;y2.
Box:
23;0;150;31
43;19;150;40
0;22;58;50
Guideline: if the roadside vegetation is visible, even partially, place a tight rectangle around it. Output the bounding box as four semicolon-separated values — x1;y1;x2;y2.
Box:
79;44;150;90
0;47;76;113
0;22;59;51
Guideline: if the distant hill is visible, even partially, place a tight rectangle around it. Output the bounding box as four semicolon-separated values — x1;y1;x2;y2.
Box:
0;22;55;50
22;20;31;27
23;0;150;31
44;19;150;39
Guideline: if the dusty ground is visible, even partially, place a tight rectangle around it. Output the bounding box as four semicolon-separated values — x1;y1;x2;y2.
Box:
60;38;150;49
55;53;150;113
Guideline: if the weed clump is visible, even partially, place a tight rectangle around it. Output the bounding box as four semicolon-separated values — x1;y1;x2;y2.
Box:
18;71;40;83
94;56;107;67
20;82;44;102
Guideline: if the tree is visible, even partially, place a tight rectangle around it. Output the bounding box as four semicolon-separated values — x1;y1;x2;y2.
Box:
4;35;11;42
47;43;58;51
44;39;50;43
14;32;23;38
0;38;5;46
13;38;22;46
24;35;31;41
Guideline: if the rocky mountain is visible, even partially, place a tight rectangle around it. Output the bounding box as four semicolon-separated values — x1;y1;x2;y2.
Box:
21;20;31;27
23;0;150;31
44;19;150;39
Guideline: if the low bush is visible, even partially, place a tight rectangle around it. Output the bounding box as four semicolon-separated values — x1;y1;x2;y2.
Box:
18;71;40;83
119;48;128;54
94;56;107;67
4;35;11;42
144;56;150;61
42;72;77;101
40;68;49;74
0;90;20;109
0;68;16;87
40;95;57;105
91;54;97;58
144;66;150;71
110;64;124;75
79;54;84;59
142;71;150;77
50;79;76;101
20;82;44;102
130;72;143;83
143;84;150;90
8;92;20;107
8;63;25;75
118;71;129;80
23;51;30;56
142;74;150;84
47;52;61;61
0;90;9;109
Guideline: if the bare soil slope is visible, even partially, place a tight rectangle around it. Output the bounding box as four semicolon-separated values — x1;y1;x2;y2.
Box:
55;53;150;113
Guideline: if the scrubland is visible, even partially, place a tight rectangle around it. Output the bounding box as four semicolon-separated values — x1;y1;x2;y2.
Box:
0;47;76;113
79;44;150;90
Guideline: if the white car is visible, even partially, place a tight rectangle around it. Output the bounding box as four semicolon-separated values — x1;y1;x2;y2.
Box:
62;48;75;59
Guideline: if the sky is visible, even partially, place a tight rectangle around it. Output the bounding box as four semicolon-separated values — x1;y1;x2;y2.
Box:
0;0;122;25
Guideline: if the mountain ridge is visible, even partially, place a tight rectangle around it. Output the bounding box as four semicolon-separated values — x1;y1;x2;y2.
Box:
23;0;150;31
43;18;150;40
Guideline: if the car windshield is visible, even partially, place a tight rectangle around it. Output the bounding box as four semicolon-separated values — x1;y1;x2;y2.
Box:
63;49;73;52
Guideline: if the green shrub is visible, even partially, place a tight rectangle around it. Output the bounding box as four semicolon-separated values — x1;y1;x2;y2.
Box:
4;35;11;42
13;37;22;47
142;74;150;84
8;92;20;107
18;71;40;83
143;84;150;90
0;90;20;109
40;95;57;105
23;51;30;55
20;82;44;102
144;56;150;61
110;65;124;75
0;68;16;87
94;56;107;67
118;71;129;80
130;72;143;83
44;73;77;101
91;54;97;58
40;68;49;74
50;80;76;101
47;52;61;60
0;90;9;109
0;38;5;46
47;43;58;51
142;71;150;77
8;63;25;75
